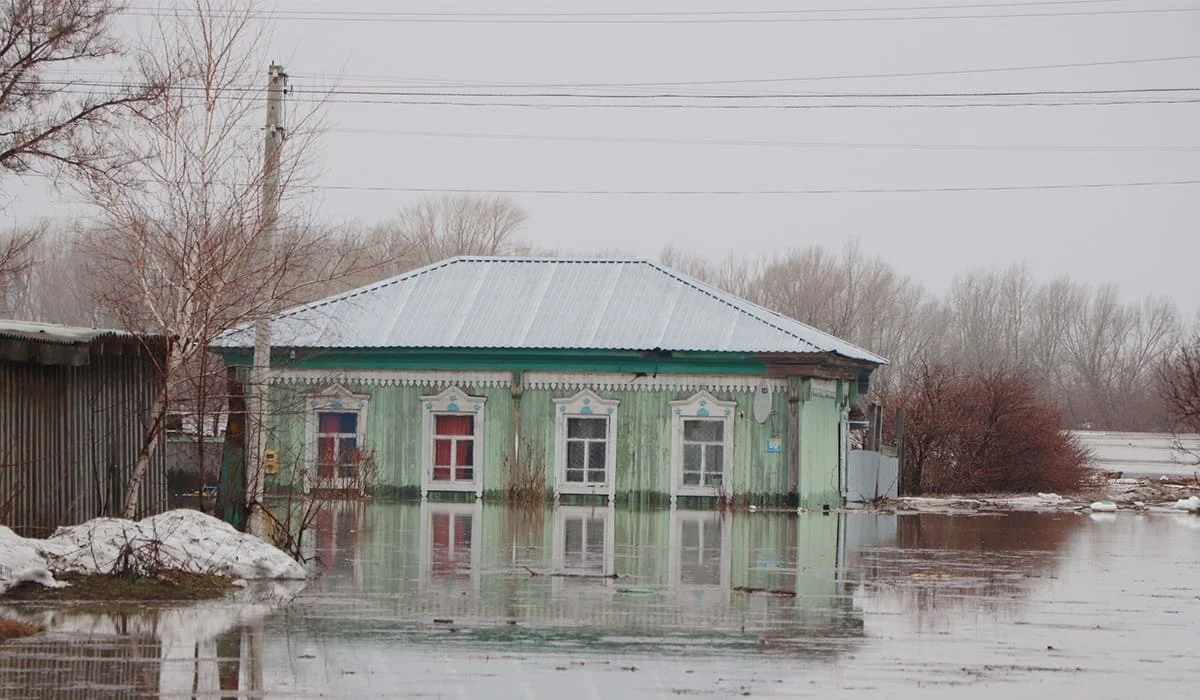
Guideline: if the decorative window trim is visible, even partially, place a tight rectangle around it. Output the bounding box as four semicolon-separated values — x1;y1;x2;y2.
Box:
670;390;736;502
526;371;785;394
271;369;512;388
303;384;370;493
420;386;487;498
553;389;619;500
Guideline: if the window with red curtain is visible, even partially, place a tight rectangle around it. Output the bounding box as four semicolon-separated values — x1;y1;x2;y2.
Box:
316;411;359;479
433;414;475;482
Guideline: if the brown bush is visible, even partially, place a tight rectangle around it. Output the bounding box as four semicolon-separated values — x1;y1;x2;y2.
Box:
882;364;1088;494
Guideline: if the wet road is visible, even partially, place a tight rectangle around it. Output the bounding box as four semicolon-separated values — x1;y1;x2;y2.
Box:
1;504;1197;698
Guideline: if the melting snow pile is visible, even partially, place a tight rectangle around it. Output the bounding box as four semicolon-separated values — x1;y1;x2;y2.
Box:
1;509;305;594
1173;496;1200;512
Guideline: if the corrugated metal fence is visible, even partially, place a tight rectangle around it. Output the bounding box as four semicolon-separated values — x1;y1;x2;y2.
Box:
0;349;167;536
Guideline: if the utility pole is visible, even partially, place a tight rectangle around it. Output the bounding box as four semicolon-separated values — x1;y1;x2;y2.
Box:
247;63;287;537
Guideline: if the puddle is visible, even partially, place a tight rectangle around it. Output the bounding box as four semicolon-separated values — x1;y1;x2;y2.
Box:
1;504;1198;697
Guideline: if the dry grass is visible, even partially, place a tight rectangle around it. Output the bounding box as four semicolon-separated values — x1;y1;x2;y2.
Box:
503;441;548;506
2;572;234;602
0;618;42;641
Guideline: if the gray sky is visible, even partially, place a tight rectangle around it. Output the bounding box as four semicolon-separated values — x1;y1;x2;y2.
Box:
8;0;1200;316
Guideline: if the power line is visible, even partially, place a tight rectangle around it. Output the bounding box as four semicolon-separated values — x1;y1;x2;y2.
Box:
308;179;1200;196
34;79;1200;99
292;54;1200;89
290;96;1200;108
122;3;1200;24
326;127;1200;153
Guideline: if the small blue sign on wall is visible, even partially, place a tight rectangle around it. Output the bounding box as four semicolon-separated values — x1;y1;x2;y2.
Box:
765;438;782;453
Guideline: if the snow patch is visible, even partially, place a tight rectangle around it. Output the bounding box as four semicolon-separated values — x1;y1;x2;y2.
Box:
1;509;305;594
1172;496;1200;512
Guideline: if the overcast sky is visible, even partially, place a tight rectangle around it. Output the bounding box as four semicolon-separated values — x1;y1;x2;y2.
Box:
8;0;1200;317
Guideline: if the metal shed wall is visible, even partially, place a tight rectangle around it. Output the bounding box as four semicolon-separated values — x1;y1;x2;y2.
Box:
0;351;166;536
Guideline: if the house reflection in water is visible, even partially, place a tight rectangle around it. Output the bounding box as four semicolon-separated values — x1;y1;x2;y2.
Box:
330;501;863;638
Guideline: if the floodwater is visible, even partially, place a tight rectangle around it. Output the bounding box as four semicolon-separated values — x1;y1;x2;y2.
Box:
1;503;1198;699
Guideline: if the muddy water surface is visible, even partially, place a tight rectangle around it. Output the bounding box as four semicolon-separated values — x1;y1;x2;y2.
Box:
1;504;1197;698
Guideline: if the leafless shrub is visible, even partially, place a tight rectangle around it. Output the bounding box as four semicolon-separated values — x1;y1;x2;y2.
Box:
882;364;1088;494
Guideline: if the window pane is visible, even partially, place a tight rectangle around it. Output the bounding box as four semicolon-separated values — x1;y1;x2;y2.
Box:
436;414;474;436
587;441;606;470
683;444;701;471
456;466;474;481
684;420;722;442
318;412;341;433
318;436;335;463
337;462;355;479
683;471;700;485
568;417;606;439
433;466;451;481
336;412;357;433
456;439;474;467
587;466;606;484
566;468;584;483
339;437;358;464
704;472;722;487
566;441;585;469
705;444;723;472
434;439;452;467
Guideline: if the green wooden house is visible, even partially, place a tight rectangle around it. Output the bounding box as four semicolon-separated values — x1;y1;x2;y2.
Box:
214;257;886;508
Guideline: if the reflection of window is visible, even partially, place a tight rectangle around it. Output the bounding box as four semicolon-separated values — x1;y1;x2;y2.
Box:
670;391;736;501
431;510;473;579
682;420;724;487
419;502;482;596
421;387;487;496
433;414;475;482
669;510;731;599
679;517;723;586
566;417;608;484
553;506;615;582
317;412;359;479
553;390;619;499
563;515;606;573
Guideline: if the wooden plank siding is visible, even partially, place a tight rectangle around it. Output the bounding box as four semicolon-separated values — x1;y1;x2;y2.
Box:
0;348;166;536
263;372;847;507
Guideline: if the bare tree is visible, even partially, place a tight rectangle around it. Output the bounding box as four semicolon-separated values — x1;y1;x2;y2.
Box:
77;1;369;518
0;0;159;180
1160;337;1200;464
0;224;37;310
366;194;528;273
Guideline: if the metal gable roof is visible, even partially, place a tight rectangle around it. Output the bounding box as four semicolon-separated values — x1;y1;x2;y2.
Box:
0;319;138;345
214;257;887;364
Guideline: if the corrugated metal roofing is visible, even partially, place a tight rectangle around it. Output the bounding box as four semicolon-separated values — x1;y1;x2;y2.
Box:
215;257;887;363
0;319;138;345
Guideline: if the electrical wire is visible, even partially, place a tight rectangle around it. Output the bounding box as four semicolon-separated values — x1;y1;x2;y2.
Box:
121;3;1200;24
306;179;1200;196
325;127;1200;153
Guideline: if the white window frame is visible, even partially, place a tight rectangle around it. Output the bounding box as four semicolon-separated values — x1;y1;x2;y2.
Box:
670;390;736;502
421;386;487;498
304;384;370;493
553;389;619;501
